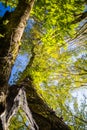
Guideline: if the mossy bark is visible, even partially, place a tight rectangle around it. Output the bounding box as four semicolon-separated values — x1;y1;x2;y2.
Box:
0;0;71;129
0;0;35;129
6;77;71;130
0;0;35;86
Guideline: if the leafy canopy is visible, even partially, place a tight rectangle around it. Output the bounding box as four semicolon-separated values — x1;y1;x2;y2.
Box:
1;0;87;129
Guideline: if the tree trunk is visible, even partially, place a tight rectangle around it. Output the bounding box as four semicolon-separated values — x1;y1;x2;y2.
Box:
5;77;70;130
0;0;35;119
0;0;35;86
0;0;71;129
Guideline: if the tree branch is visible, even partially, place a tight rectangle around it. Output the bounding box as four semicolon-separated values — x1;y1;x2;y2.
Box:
72;11;87;24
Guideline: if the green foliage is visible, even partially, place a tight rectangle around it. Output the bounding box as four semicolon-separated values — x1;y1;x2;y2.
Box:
0;33;4;38
0;0;86;129
20;20;87;112
64;95;87;130
19;1;87;128
1;0;18;7
31;0;84;40
9;108;30;130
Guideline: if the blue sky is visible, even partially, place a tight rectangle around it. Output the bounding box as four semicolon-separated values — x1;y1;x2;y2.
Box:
9;53;29;85
0;2;30;84
0;1;87;109
0;2;14;17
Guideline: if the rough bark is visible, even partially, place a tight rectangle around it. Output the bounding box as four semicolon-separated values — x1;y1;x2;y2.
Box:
6;77;71;130
0;0;34;119
6;86;38;130
0;0;71;129
0;0;34;86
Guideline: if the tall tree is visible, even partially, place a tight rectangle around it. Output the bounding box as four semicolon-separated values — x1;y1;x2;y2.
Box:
0;0;86;129
0;0;70;129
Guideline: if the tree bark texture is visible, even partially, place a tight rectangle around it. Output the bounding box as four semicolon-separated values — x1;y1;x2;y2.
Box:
6;77;71;130
0;0;35;86
0;0;71;129
0;0;35;118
